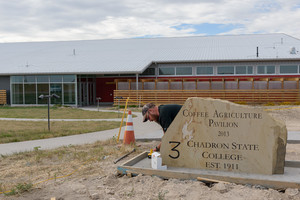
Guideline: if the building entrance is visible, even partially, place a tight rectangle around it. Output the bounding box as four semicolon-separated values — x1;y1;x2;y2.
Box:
96;78;115;105
77;77;96;106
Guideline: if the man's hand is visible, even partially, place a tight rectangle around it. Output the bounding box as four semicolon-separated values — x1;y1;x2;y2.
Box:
153;145;160;152
153;142;161;152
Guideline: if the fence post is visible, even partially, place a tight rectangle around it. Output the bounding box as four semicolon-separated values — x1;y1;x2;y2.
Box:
139;96;141;108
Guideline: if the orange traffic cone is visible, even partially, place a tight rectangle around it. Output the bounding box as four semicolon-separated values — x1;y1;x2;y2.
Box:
123;110;135;145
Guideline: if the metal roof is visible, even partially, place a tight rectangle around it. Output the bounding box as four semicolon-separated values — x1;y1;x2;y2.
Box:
0;33;300;75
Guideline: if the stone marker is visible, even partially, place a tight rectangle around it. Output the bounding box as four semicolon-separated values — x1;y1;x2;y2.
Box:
160;97;287;175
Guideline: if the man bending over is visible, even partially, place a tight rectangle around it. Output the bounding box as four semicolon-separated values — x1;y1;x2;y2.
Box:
142;103;182;151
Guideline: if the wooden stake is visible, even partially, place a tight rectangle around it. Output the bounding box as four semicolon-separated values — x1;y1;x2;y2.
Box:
197;177;230;184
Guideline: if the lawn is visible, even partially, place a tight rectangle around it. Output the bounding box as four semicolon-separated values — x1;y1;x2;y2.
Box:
0;120;124;144
0;106;129;144
0;106;127;119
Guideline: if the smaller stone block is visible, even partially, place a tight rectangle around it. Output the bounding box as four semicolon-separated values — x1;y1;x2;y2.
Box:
151;152;167;170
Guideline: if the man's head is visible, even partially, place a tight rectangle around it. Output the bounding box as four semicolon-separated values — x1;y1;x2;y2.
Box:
142;103;158;122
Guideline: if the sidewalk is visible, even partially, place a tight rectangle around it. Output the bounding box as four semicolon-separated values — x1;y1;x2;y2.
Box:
0;108;163;155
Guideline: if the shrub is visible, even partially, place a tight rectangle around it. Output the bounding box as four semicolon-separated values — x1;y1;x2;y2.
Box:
264;102;276;106
279;102;292;105
235;101;247;105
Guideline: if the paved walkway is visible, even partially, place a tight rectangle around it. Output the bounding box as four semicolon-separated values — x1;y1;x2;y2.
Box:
1;107;300;155
0;108;163;155
287;131;300;143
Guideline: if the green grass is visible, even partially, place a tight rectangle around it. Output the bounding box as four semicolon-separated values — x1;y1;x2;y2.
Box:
4;183;33;196
0;120;124;144
0;106;127;119
0;106;131;144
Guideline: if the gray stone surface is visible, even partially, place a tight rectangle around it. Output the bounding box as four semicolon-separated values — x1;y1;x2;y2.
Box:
161;98;287;175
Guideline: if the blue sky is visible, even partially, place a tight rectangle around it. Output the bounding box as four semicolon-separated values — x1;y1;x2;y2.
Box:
0;0;300;42
173;23;245;35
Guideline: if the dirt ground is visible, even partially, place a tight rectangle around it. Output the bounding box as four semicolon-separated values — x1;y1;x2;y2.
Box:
1;105;300;200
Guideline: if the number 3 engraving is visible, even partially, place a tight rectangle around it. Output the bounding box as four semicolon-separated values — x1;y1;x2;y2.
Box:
169;141;181;159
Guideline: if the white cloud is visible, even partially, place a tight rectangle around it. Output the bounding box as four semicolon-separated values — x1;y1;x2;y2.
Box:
224;0;300;36
0;0;300;42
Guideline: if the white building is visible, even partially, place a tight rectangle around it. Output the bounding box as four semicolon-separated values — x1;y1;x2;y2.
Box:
0;33;299;106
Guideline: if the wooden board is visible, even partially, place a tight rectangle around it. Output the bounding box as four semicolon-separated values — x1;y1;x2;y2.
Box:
114;89;300;105
0;90;6;105
117;151;300;190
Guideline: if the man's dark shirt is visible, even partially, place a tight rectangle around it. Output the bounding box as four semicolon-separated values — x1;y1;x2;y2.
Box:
158;104;182;132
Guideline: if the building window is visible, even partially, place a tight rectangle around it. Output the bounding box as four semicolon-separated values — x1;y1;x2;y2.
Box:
267;66;275;74
236;66;253;74
11;75;76;105
37;75;49;83
142;68;155;75
24;76;36;83
37;84;49;104
63;84;76;104
176;67;192;75
257;66;264;74
119;74;135;77
50;75;62;82
63;75;76;82
280;65;298;74
11;76;23;83
24;84;36;104
11;84;23;104
103;74;117;77
159;67;175;75
257;66;275;74
217;66;234;75
197;67;213;75
50;84;62;104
